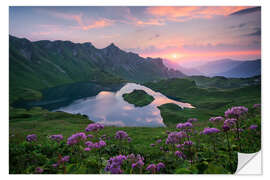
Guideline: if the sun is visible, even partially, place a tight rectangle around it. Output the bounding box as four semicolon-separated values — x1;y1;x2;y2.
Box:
172;54;178;59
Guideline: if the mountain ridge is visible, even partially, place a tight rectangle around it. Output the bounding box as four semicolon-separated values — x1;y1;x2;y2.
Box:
9;35;186;102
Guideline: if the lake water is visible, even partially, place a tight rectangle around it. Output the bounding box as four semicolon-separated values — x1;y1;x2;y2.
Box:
53;83;194;127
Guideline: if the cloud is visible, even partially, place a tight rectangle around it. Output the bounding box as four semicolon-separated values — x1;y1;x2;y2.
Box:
149;34;160;40
32;24;68;36
230;7;261;16
146;6;250;22
135;19;164;26
229;23;248;29
245;28;261;37
47;11;114;30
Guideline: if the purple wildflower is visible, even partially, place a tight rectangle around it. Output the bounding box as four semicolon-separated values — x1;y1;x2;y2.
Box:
115;130;129;140
183;140;193;146
127;153;136;161
156;139;162;144
224;118;237;127
175;151;185;159
87;134;94;139
165;131;186;145
98;140;106;148
52;163;58;168
105;155;127;174
202;127;221;135
176;122;192;129
156;162;165;172
249;124;258;130
84;147;91;151
26;134;37;142
222;124;230;132
35;167;43;173
61;156;70;163
146;164;157;173
150;143;155;147
132;159;144;169
49;134;63;142
85;123;104;132
253;104;261;109
209;116;224;123
225;106;248;118
127;137;132;143
67;132;87;145
176;144;184;149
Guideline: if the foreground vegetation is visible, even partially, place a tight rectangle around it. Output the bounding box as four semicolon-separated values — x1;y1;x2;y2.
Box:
9;103;260;174
123;90;154;107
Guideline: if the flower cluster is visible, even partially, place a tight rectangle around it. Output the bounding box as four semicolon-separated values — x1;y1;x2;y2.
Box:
105;155;127;174
146;162;165;173
26;134;37;142
224;118;236;127
115;130;129;140
165;131;186;145
209;116;224;123
67;132;87;145
85;123;104;132
85;140;106;150
175;150;185;159
202;127;220;135
61;155;70;163
253;104;261;109
183;140;193;146
49;134;63;142
130;154;145;169
225;106;248;118
176;122;192;129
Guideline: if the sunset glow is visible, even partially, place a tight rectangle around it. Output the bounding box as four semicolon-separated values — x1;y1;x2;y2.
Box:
9;6;261;67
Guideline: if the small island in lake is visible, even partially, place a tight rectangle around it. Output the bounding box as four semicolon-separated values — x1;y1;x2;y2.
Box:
122;89;154;107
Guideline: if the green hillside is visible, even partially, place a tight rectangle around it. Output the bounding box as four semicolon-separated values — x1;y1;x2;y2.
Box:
9;35;185;103
145;78;261;127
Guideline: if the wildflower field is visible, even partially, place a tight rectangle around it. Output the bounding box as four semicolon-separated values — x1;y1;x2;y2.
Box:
9;104;261;174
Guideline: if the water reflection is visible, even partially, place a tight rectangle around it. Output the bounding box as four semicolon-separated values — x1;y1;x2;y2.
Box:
54;83;194;127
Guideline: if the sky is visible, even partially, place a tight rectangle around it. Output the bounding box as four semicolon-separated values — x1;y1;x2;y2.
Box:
9;6;261;67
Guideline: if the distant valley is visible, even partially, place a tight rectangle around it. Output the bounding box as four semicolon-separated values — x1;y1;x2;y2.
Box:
165;58;261;78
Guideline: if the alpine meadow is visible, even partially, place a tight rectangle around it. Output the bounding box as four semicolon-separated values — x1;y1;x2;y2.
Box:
9;6;261;174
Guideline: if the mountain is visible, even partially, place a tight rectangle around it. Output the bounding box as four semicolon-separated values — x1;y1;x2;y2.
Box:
195;59;243;76
9;35;185;102
214;59;261;78
196;59;261;77
162;59;204;76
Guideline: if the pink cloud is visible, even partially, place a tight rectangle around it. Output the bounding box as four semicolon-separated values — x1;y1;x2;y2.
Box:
135;19;165;26
50;12;114;30
146;6;251;22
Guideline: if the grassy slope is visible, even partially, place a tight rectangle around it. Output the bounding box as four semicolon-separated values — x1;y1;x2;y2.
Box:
9;39;126;104
185;75;260;89
144;78;261;127
9;107;166;154
123;90;154;107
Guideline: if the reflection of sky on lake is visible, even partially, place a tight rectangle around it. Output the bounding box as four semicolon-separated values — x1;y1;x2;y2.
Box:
54;83;194;127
